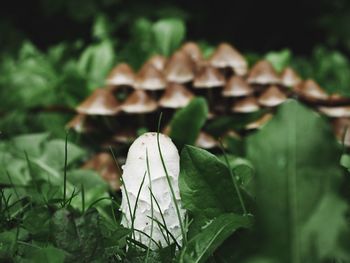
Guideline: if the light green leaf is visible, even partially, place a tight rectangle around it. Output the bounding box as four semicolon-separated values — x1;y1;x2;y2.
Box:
247;100;348;262
265;49;291;73
170;98;208;149
180;213;252;263
152;18;186;56
25;246;66;263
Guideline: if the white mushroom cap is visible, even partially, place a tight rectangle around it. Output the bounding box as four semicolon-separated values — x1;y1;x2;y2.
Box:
120;132;185;248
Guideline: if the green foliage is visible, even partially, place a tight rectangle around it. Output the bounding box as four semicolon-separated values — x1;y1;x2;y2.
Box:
247;100;349;262
152;18;186;56
180;213;252;263
265;49;292;73
169;98;208;149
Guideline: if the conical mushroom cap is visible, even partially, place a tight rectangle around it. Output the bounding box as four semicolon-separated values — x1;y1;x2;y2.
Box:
232;97;260;113
135;63;166;90
121;90;158;113
222;76;253;97
159;83;194;109
318;106;350;118
247;60;280;85
280;67;302;87
181;42;203;62
164;51;195;83
195;132;218;149
332;118;350;146
145;55;167;71
246;113;273;130
258;85;287;107
66;114;95;133
193;64;225;88
76;88;120;115
295;79;328;101
209;43;248;76
82;152;121;190
106;63;135;86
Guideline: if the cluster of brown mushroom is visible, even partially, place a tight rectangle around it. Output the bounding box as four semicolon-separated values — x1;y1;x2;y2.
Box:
69;42;350;190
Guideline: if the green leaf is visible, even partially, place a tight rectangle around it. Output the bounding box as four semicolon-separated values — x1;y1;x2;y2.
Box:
265;49;291;73
179;145;252;237
78;40;115;90
24;246;66;263
247;100;348;262
11;133;49;157
170;98;208;149
152;18;186;56
180;213;252;263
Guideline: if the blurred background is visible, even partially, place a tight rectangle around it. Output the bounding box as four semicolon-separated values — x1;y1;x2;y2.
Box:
1;0;350;137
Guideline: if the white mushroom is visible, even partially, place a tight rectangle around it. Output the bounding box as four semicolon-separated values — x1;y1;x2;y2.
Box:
120;132;185;248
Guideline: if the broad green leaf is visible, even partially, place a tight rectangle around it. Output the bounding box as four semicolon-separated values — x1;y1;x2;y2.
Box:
78;40;115;90
170;98;208;149
0;231;16;260
11;133;49;157
179;146;252;237
180;213;252;263
247;100;348;262
265;49;291;73
152;18;186;56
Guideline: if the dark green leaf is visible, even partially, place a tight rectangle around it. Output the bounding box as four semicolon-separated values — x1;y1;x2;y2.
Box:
247;100;348;262
170;98;208;149
180;213;252;263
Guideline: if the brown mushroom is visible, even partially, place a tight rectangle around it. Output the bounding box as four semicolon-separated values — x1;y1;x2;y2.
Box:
195;132;218;149
294;79;329;102
181;42;203;63
246;113;273;130
76;88;120;115
121;90;158;113
209;43;248;76
222;76;253;97
106;63;135;87
66;114;96;133
232;97;260;113
280;67;302;87
332;118;350;146
82;152;121;190
135;63;166;91
318;106;350;118
159;83;194;109
164;51;195;83
258;85;287;107
247;60;280;85
145;55;167;71
193;64;226;89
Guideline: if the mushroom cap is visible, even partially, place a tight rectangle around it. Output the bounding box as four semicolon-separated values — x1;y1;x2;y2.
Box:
195;132;218;149
135;63;166;90
294;79;328;101
232;97;260;113
159;83;194;109
280;67;302;87
164;51;195;83
222;76;253;97
145;55;167;71
112;128;137;144
332;118;350;146
246;113;273;130
318;106;350;118
181;42;203;62
106;63;135;86
121;90;158;113
82;152;121;190
76;88;120;115
247;60;280;85
66;114;96;133
193;64;226;88
209;42;248;76
258;85;287;107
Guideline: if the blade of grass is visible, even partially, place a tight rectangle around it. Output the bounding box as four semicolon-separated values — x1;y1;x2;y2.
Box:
145;149;154;262
219;141;247;215
63;131;69;204
81;183;85;213
157;113;186;244
6;171;20;200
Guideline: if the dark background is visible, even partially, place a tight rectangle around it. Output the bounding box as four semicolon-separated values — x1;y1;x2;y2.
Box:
1;0;349;55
